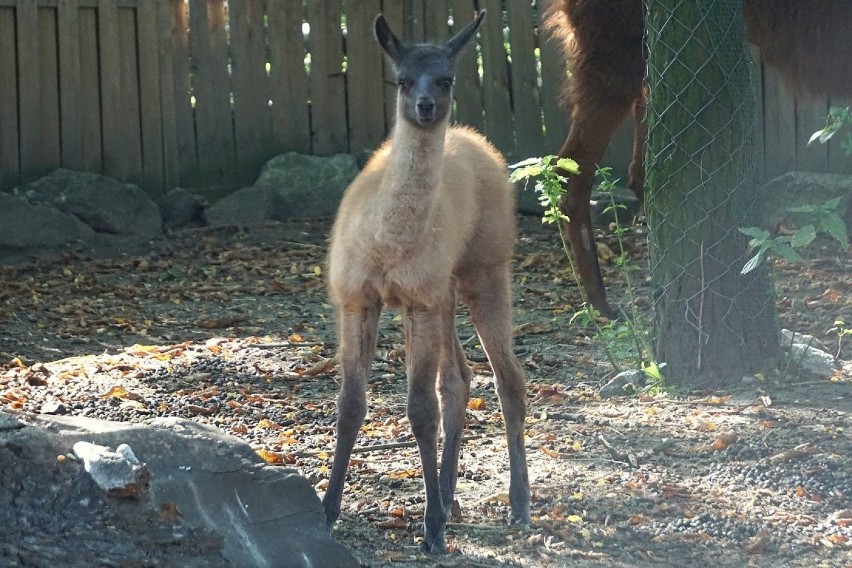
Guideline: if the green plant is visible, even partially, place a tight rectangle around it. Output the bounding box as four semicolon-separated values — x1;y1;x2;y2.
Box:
809;106;852;156
827;320;851;360
740;197;849;274
509;158;663;386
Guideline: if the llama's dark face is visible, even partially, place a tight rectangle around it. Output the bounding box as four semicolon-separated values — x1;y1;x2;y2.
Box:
375;12;485;129
394;47;456;127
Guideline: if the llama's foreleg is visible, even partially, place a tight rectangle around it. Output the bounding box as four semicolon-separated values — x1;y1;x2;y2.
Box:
461;267;530;525
403;306;447;553
322;299;381;530
437;293;473;516
629;98;647;203
557;95;635;318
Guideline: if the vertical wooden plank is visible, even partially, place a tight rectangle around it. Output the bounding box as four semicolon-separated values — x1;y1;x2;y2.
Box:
749;44;765;183
795;96;828;173
78;7;102;173
98;0;123;178
38;8;61;176
448;0;482;131
0;7;19;189
229;0;272;181
381;0;404;132
137;0;165;195
306;0;347;155
57;0;82;171
268;0;310;154
423;0;449;42
189;0;236;181
16;0;40;181
478;0;514;158
539;17;570;154
405;0;424;41
116;7;143;184
827;96;852;175
762;63;797;178
160;0;196;186
344;0;385;153
505;0;545;160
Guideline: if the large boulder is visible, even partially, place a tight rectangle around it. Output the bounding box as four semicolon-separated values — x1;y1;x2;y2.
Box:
257;152;360;219
158;187;208;230
757;171;852;229
204;185;277;226
15;169;162;237
0;191;95;248
205;153;360;226
0;412;357;567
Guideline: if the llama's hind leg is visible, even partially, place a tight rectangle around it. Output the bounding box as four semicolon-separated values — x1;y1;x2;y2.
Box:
557;94;635;318
323;297;381;530
437;293;473;517
629;97;647;204
403;306;448;553
459;266;530;524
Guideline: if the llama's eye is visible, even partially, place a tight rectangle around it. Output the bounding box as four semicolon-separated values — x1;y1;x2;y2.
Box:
437;78;454;89
398;78;413;89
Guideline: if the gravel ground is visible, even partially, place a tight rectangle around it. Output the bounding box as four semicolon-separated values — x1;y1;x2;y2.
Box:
1;214;850;567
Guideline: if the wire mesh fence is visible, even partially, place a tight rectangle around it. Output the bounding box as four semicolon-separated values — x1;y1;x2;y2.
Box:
644;0;780;381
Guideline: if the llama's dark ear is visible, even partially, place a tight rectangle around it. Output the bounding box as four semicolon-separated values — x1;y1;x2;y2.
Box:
375;14;405;63
446;10;485;59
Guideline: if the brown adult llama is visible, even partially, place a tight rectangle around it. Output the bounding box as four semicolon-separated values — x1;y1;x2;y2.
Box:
544;0;852;318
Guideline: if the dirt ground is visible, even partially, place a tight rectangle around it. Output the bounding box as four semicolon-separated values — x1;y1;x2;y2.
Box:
1;214;850;567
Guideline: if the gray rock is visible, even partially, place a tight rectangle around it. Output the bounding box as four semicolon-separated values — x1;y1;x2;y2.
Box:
256;152;360;219
159;187;207;230
780;327;839;377
73;441;150;498
204;185;277;226
786;343;838;377
780;328;830;353
756;171;852;229
0;412;357;567
39;399;68;415
15;169;162;237
0;412;22;431
205;153;360;225
600;369;645;398
514;181;544;216
0;191;95;248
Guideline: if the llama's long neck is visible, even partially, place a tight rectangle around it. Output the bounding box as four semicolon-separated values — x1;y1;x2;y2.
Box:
373;110;448;253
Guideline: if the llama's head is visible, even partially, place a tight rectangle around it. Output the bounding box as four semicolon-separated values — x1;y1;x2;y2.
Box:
375;11;485;128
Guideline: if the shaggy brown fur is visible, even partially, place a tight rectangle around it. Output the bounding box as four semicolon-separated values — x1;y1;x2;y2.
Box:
544;0;852;317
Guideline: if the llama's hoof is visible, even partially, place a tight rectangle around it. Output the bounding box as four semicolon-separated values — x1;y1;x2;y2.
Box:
510;511;531;528
420;531;448;554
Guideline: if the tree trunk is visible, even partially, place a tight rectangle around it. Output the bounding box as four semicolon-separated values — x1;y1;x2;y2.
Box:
644;0;780;388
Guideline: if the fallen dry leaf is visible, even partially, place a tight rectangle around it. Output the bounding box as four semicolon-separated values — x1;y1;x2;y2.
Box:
713;431;739;450
256;449;285;464
302;354;339;377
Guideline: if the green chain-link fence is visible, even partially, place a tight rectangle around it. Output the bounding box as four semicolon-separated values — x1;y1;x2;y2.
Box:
644;0;779;384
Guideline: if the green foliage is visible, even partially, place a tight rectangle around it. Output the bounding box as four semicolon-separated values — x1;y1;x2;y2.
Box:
740;197;849;274
509;156;580;225
827;320;851;360
509;158;664;387
809;106;852;156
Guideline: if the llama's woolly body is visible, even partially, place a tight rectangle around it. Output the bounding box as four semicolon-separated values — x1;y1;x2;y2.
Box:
328;124;515;310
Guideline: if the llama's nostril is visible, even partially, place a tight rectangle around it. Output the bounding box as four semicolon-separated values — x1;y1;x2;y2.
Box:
416;98;435;116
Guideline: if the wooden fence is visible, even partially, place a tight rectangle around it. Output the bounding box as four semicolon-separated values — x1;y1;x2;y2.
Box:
0;0;849;197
